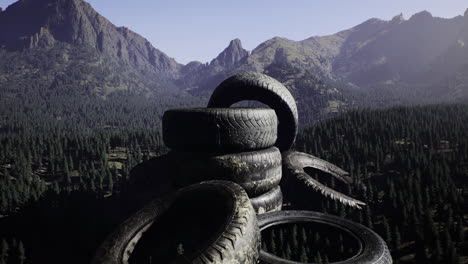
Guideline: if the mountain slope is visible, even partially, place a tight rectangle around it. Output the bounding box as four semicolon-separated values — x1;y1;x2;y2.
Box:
1;0;468;127
0;0;201;133
180;9;468;111
0;0;181;74
331;11;467;86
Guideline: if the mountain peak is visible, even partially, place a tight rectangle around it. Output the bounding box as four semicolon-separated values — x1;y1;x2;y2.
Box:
465;8;468;17
390;13;405;23
228;38;243;49
0;0;181;73
210;38;249;68
409;10;433;21
0;0;104;47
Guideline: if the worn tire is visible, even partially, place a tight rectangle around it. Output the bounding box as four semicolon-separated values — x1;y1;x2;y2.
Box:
250;185;283;215
125;154;177;209
207;72;298;151
169;147;282;196
163;108;277;152
92;181;260;264
282;151;366;209
257;211;392;264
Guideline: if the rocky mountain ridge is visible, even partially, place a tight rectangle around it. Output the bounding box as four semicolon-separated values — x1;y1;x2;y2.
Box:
0;0;181;75
1;0;468;125
177;8;468;105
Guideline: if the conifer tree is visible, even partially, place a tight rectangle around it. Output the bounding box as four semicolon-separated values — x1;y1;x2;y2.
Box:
0;239;8;262
291;224;299;255
314;251;322;264
285;244;292;260
382;216;391;246
392;225;401;251
270;229;277;255
17;241;26;264
432;234;443;263
299;245;308;262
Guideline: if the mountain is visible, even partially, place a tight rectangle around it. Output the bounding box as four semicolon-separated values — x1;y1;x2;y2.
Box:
210;38;249;68
263;10;468;88
330;11;467;86
176;9;468;121
0;0;180;74
0;0;188;103
176;38;250;93
1;0;468;128
0;0;207;134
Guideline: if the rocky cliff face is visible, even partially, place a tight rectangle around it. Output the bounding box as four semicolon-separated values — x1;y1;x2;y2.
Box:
210;38;249;68
0;0;181;75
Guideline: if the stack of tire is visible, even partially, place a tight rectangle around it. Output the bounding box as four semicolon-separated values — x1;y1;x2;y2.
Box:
163;72;299;215
93;72;393;264
92;181;392;264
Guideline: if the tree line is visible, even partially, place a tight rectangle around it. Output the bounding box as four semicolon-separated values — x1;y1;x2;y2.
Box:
0;103;466;263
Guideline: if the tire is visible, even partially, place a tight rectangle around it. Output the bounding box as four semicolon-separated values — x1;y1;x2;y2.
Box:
282;151;366;209
125;154;177;208
207;72;298;151
250;185;283;215
169;147;282;196
163;108;277;152
92;181;261;264
257;211;392;264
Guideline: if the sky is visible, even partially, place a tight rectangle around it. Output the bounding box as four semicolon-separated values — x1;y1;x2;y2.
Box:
1;0;467;64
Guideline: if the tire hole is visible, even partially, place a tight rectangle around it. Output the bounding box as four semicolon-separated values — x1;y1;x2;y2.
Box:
128;189;234;263
261;222;360;263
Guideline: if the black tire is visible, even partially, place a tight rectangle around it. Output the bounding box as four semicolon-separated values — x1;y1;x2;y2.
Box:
169;147;282;196
163;108;277;152
257;211;392;264
250;185;283;215
92;181;260;264
282;151;366;209
207;72;298;151
125;154;177;208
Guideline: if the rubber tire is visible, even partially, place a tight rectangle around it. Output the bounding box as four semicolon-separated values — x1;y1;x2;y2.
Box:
163;108;277;152
92;181;261;264
257;211;392;264
207;72;298;151
125;154;177;209
250;185;283;215
169;147;282;196
282;151;366;209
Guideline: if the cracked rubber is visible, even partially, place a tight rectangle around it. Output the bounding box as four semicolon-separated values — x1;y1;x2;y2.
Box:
257;211;392;264
250;185;283;215
92;181;260;264
207;72;298;151
163;108;277;152
169;147;282;197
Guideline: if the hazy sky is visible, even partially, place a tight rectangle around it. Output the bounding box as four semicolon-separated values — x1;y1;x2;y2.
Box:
1;0;467;64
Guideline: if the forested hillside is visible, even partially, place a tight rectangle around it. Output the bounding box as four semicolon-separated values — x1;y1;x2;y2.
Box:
0;104;467;263
293;104;468;263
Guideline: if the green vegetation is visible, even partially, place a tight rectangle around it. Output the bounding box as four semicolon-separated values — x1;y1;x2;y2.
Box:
0;130;167;214
294;104;468;263
0;103;467;263
0;43;203;134
261;222;359;263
